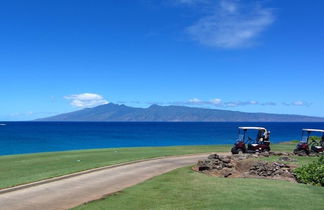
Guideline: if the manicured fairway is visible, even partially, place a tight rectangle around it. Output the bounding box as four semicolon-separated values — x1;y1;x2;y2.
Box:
0;143;296;189
260;155;319;166
0;145;230;189
267;143;295;152
75;166;324;210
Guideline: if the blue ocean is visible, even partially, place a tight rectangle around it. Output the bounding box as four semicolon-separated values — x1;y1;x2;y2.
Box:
1;122;324;155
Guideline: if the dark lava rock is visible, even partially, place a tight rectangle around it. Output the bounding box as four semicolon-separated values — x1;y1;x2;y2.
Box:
219;156;231;163
197;154;234;171
270;152;294;156
249;161;292;177
279;156;297;162
294;151;308;156
258;152;270;157
231;154;257;161
196;153;296;181
225;163;234;168
208;154;219;160
197;160;211;171
197;159;223;171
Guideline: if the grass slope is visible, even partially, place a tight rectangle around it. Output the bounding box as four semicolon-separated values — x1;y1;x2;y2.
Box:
75;166;324;210
0;145;230;189
260;155;319;166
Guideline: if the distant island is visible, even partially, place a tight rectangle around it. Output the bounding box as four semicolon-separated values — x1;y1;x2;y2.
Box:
35;103;324;122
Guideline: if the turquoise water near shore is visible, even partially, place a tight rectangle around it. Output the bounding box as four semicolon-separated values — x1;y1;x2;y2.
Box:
0;122;323;155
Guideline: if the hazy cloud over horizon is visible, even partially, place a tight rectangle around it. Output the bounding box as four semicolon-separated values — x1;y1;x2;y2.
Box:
283;101;311;107
179;98;310;108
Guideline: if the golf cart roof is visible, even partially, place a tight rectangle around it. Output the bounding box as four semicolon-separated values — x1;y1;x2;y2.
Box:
302;129;324;133
239;127;266;130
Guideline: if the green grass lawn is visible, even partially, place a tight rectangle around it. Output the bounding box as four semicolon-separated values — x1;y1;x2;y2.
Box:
260;155;319;166
74;166;324;210
262;142;319;166
0;145;231;189
268;143;295;152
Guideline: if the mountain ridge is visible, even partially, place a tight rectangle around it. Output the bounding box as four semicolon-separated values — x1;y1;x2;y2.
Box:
35;103;324;122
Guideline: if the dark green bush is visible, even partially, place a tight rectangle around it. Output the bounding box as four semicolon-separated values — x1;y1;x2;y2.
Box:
309;136;321;141
294;155;324;186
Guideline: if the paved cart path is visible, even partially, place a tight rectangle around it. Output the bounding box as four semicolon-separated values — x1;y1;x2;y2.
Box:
0;153;221;210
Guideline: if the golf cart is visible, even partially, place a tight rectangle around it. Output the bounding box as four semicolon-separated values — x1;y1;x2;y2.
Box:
293;129;324;155
231;127;271;154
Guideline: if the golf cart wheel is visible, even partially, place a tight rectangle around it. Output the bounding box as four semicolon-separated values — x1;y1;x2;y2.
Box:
231;147;239;154
293;149;299;155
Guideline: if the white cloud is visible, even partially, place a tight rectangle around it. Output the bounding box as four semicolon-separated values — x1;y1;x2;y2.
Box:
223;101;278;107
210;98;222;105
261;102;276;106
185;98;277;107
185;99;312;108
188;98;202;104
64;93;109;108
283;101;311;107
225;102;238;107
152;98;314;108
223;101;259;107
187;0;275;48
292;101;307;106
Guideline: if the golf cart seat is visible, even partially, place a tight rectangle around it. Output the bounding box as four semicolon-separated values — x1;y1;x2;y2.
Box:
263;140;270;146
247;143;258;150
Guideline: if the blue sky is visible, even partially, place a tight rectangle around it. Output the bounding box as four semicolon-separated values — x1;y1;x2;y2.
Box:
1;0;324;120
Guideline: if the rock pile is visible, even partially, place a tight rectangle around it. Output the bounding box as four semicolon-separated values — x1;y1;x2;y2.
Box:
195;153;296;181
232;151;295;158
197;154;233;171
278;156;297;162
249;161;293;178
231;154;259;160
265;151;294;156
294;151;323;157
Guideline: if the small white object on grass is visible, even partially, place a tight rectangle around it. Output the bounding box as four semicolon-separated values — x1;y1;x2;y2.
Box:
76;160;81;162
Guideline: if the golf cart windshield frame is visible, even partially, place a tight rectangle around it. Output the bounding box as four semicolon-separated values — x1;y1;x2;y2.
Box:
301;129;324;143
236;128;267;144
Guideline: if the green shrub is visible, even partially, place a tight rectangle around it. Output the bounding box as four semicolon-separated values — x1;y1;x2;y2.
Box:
309;136;321;141
294;155;324;186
